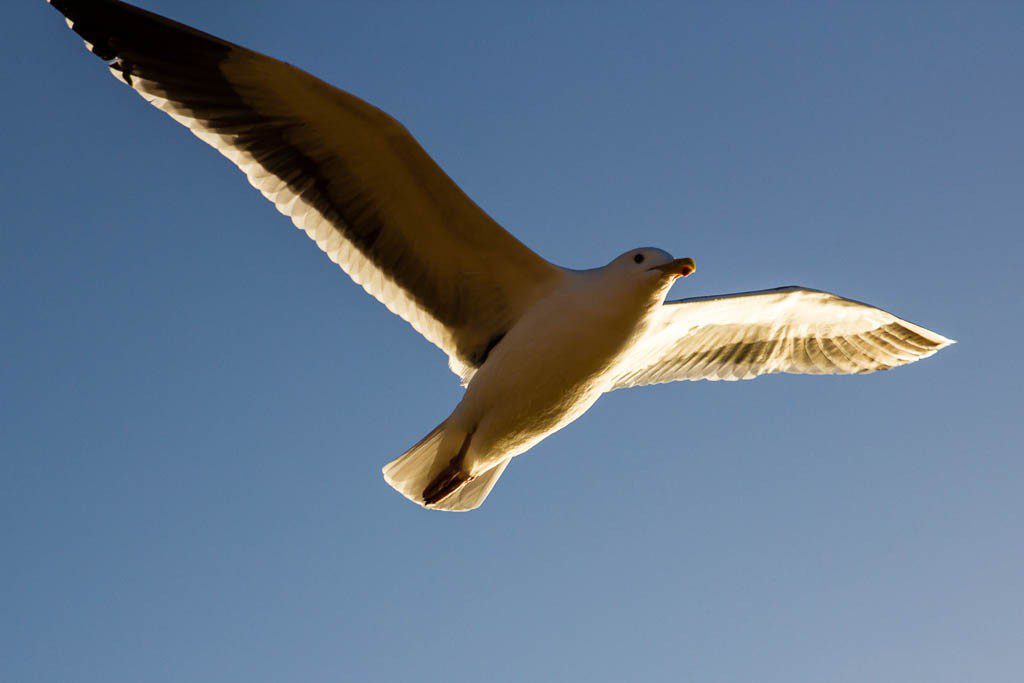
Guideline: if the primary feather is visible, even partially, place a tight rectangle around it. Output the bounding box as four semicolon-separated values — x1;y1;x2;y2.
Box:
613;287;954;388
50;0;558;383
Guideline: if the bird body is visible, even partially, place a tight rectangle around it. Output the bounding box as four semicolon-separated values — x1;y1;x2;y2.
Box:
446;258;674;472
48;0;955;512
386;253;686;508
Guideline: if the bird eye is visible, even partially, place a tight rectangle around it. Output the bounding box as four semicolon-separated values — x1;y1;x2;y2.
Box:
634;254;645;264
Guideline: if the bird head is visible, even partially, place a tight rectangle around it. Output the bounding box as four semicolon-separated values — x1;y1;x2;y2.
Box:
609;248;696;285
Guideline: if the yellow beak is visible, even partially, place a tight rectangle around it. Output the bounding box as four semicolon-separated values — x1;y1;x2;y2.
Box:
651;257;696;278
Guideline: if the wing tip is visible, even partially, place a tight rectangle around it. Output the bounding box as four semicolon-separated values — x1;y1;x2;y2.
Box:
924;330;957;350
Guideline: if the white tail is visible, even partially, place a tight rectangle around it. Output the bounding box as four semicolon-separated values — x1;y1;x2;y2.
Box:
382;422;510;512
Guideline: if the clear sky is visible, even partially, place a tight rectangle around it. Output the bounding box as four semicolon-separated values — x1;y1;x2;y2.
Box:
3;1;1022;681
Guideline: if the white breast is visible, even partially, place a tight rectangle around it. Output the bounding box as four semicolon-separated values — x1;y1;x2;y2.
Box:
451;270;657;473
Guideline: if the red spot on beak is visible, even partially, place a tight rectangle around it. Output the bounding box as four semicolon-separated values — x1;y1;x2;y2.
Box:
653;257;696;278
674;257;696;278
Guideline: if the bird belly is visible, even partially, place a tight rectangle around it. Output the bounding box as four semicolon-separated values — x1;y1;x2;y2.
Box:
452;291;646;475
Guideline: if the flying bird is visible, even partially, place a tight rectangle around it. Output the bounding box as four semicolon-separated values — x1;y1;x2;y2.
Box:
48;0;954;511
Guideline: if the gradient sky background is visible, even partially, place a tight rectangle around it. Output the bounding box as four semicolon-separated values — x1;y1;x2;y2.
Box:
3;2;1022;681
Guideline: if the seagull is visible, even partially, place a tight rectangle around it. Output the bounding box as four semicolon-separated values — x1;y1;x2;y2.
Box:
49;0;954;511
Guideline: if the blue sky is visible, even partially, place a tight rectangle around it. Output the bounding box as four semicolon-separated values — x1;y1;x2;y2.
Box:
3;1;1022;681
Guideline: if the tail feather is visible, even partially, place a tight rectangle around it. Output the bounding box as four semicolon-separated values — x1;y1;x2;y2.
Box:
382;422;509;512
438;460;510;512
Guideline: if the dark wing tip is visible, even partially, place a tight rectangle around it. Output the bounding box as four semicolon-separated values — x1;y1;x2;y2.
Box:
48;0;237;64
49;0;113;59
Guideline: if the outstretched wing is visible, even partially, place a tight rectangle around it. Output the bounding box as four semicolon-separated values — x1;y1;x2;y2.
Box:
612;287;954;389
49;0;560;382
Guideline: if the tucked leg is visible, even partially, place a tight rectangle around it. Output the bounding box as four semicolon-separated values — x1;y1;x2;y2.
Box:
422;429;476;506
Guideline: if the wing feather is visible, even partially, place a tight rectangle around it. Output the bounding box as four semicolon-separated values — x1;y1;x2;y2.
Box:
612;287;953;389
49;0;560;383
